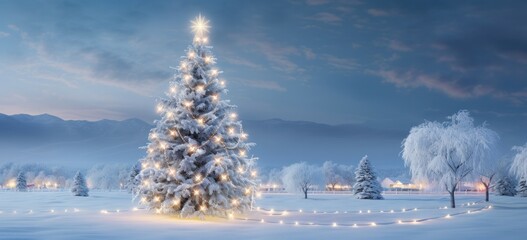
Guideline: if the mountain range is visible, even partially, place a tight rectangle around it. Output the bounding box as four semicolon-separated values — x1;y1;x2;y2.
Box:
0;113;408;172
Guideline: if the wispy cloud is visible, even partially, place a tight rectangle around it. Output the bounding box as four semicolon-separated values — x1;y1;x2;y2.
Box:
324;54;359;70
374;69;527;103
306;0;331;5
367;8;390;17
0;31;9;37
389;40;412;52
237;37;304;74
309;12;342;24
234;78;287;92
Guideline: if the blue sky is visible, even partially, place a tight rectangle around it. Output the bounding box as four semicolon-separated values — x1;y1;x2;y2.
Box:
1;0;526;149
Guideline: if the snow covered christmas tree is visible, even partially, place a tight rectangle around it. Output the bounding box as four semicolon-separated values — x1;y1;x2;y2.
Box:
16;172;27;192
136;15;258;217
353;156;383;199
494;176;516;196
517;178;527;197
71;171;89;197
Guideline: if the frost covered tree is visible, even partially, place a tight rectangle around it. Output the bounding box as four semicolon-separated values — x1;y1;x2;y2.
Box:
281;162;318;199
136;15;257;217
16;172;27;192
479;159;508;202
126;162;141;194
71;171;89;197
323;161;340;190
353;156;383;199
511;143;527;180
494;175;516;196
402;110;498;208
516;178;527;197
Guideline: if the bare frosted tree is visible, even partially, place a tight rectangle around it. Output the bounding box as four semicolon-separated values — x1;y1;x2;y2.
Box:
281;162;318;199
402;110;498;208
323;161;340;191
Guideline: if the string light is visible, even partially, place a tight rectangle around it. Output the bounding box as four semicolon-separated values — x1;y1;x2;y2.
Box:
193;190;200;195
211;69;218;76
241;133;248;139
156;104;163;113
230;113;237;119
200;205;207;211
220;80;226;86
154;163;160;169
154;196;160;202
239;150;246;157
211;94;219;102
169;168;176;176
215;157;222;163
197;118;205;126
250;170;257;177
196;85;205;92
220;174;228;181
231;199;238;206
214;135;222;143
169;130;177;137
228;128;235;135
184;74;192;82
183;100;193;108
204;56;212;63
195;175;202;181
166;112;174;119
170;86;177;93
188;51;195;59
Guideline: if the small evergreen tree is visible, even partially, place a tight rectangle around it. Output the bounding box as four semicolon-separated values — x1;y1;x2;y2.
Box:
494;176;516;196
516;178;527;197
126;162;141;194
16;172;27;192
353;155;383;199
71;171;89;197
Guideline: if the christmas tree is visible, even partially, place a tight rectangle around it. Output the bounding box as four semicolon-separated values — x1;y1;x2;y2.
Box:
136;15;258;217
353;155;383;199
517;178;527;197
16;172;27;192
71;171;89;197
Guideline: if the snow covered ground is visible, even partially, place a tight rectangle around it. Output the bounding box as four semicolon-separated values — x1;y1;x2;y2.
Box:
0;191;525;240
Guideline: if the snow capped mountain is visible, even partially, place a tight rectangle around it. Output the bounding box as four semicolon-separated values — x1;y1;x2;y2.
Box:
0;113;407;170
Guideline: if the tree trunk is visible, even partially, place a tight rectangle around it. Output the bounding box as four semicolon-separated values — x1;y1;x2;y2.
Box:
304;190;308;199
449;190;456;208
485;186;489;202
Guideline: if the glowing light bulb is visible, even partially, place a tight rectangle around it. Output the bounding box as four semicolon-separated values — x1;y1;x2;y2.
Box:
156;104;163;113
282;211;288;216
239;150;246;157
445;214;451;218
367;210;371;213
200;205;207;211
132;207;138;211
188;51;195;59
183;101;192;108
191;14;210;37
196;85;205;92
221;174;228;181
155;208;161;214
260;219;265;223
220;80;225;86
188;145;197;153
332;222;337;227
231;199;238;206
170;86;177;93
413;219;418;224
195;175;202;181
230;113;237;119
398;220;403;224
371;222;376;226
245;188;251;194
353;223;358;228
228;128;235;135
154;163;160;169
228;213;234;219
160;142;167;150
197;118;205;125
194;190;200;195
169;168;176;176
204;56;212;63
184;74;192;82
211;95;219;101
100;210;108;214
214;157;222;163
140;197;147;203
154;196;160;202
211;69;218;76
169;130;177;137
179;62;187;70
295;221;299;226
251;170;257;177
241;133;248;139
214;135;222;143
237;167;244;173
166;112;174;118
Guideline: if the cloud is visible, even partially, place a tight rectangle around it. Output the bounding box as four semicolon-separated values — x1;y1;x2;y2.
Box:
303;47;316;60
367;8;390;17
389;40;412;52
0;31;10;38
237;37;304;74
324;55;359;70
306;0;331;5
235;78;287;92
309;12;342;24
222;54;263;69
374;69;527;103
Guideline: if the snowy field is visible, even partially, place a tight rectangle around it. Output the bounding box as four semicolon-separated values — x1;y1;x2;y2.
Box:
0;191;525;240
